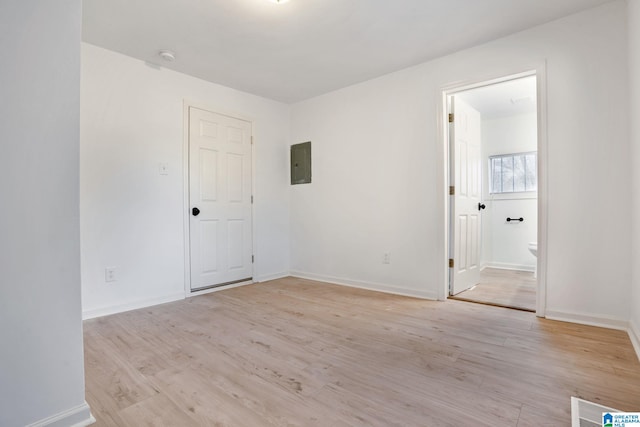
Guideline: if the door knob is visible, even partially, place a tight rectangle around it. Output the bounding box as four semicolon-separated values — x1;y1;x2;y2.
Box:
192;207;200;216
478;203;486;211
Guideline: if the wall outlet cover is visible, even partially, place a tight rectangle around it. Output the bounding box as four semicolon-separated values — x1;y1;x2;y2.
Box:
105;267;117;282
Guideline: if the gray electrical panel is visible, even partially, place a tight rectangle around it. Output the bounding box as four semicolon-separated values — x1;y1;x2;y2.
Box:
291;141;311;185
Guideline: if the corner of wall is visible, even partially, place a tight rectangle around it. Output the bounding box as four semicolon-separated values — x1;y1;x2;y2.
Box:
628;0;640;364
629;318;640;362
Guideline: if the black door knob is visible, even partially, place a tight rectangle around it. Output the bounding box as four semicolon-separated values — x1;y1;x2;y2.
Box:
192;207;200;216
478;203;486;211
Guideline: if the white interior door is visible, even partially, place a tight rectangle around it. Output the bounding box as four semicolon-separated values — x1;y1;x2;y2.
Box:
189;107;253;292
450;97;482;295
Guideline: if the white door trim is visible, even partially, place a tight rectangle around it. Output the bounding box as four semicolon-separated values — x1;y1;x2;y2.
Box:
438;63;548;317
182;100;256;298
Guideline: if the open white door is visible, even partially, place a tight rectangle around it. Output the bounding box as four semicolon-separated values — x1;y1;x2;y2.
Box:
450;97;482;295
188;107;253;292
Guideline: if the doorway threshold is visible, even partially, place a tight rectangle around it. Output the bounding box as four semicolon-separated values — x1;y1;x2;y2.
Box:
449;294;535;312
450;267;536;312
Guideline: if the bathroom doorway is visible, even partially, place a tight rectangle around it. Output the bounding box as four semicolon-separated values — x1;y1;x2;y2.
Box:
446;74;540;312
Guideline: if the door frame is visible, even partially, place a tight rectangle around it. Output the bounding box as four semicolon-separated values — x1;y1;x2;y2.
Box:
438;64;548;317
182;100;256;298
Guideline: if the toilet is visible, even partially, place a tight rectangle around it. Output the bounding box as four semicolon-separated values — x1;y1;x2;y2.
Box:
528;242;537;278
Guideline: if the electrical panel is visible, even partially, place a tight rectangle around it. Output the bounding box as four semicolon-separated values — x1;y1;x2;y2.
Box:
291;141;311;185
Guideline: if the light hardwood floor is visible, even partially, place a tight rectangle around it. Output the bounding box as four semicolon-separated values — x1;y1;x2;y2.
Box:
452;268;537;311
84;277;640;426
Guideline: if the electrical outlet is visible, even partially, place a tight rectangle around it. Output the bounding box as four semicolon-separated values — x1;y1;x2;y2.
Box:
383;252;391;264
105;267;117;283
159;162;169;175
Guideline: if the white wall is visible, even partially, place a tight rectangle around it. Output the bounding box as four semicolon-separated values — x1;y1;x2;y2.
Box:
0;1;92;426
290;1;630;322
481;113;538;271
629;0;640;352
81;43;290;317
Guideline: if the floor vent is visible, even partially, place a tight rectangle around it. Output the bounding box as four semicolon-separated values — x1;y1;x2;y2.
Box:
571;397;619;427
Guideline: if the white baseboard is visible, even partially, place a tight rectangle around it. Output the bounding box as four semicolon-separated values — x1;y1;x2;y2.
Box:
545;310;629;331
26;402;95;427
82;293;185;320
254;271;290;283
544;310;640;361
289;271;438;300
629;318;640;362
82;274;290;319
483;262;535;272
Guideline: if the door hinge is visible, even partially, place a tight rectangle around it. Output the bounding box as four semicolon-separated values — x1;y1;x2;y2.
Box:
251;195;254;204
449;258;454;268
448;113;454;123
252;255;254;263
251;136;254;145
449;186;455;195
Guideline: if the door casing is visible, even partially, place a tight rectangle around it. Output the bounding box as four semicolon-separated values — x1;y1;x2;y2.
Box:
439;65;548;317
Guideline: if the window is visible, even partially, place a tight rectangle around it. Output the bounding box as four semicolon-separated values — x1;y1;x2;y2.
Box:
489;152;537;194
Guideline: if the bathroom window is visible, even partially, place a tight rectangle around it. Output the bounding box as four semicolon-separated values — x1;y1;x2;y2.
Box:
489;152;537;194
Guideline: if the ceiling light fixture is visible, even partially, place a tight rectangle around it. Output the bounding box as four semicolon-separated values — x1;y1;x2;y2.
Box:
158;50;176;62
269;0;290;4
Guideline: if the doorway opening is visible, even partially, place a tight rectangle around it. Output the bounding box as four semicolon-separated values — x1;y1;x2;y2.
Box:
443;71;546;315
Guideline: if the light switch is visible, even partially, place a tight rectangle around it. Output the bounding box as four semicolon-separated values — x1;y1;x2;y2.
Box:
159;162;169;175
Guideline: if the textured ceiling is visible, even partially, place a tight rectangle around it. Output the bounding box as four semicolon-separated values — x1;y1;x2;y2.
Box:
82;0;614;103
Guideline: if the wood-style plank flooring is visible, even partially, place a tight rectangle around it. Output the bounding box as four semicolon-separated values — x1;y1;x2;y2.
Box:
452;268;537;311
84;277;640;426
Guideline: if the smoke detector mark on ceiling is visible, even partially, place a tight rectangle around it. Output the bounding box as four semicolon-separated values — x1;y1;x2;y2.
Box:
159;50;176;62
510;96;532;105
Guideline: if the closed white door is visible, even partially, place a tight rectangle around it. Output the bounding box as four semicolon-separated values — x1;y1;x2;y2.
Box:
450;97;482;295
189;107;253;291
